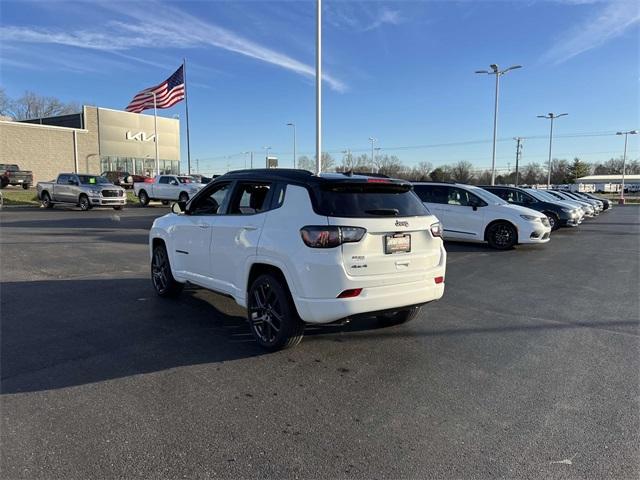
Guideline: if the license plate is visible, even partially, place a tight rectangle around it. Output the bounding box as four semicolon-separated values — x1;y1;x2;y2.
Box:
385;233;411;254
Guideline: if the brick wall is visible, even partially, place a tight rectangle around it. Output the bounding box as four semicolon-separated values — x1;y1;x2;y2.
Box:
0;106;100;184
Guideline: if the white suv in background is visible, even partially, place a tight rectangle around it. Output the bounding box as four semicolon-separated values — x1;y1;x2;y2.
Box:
149;170;447;350
413;182;551;249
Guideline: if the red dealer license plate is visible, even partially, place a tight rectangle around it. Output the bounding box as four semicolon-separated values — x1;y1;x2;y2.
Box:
385;234;411;254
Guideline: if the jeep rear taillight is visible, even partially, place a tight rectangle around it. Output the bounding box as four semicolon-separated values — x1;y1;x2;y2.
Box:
300;226;366;248
337;288;362;298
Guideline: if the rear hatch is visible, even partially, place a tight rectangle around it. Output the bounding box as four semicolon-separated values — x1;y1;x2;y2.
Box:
314;179;442;277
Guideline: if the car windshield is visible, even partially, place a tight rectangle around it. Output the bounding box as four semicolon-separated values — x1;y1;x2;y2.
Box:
4;165;19;171
527;189;555;202
78;175;110;185
178;177;193;184
467;186;507;205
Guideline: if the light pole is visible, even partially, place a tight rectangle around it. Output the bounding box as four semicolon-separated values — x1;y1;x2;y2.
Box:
315;0;322;174
263;146;271;168
475;64;522;185
616;130;638;204
287;123;296;168
341;149;352;169
242;151;253;169
369;137;376;171
513;137;523;186
537;113;568;188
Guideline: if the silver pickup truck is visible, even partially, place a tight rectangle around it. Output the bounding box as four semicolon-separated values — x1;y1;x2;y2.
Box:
37;173;126;211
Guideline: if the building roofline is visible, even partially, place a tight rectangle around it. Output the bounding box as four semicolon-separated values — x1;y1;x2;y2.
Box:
0;120;88;133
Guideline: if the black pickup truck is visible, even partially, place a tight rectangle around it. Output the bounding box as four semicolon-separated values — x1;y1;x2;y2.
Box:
0;164;33;189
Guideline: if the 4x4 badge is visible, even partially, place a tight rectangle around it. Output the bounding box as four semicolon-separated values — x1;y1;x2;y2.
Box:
395;220;409;227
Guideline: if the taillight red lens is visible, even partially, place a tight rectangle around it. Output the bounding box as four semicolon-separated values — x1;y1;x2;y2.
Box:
434;276;444;284
430;222;443;238
337;288;362;298
300;226;366;248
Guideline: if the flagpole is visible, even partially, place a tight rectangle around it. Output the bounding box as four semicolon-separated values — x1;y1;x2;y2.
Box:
154;93;160;176
183;58;192;175
147;91;160;176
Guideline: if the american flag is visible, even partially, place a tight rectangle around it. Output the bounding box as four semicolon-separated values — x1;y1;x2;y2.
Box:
126;65;185;113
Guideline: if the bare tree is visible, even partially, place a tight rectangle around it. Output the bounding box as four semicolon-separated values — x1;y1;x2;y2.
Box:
450;161;474;183
297;153;335;173
3;90;80;120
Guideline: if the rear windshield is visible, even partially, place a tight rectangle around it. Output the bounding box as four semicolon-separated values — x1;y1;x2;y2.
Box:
313;182;430;217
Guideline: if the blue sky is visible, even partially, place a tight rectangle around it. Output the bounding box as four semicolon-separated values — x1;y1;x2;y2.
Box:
1;0;638;175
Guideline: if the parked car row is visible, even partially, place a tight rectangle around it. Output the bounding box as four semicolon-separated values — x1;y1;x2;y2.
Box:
412;182;609;250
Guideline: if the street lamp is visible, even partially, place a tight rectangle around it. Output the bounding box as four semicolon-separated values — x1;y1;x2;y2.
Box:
616;130;638;204
369;137;377;171
242;151;253;169
475;64;522;185
263;146;271;168
287;123;296;168
537;113;568;188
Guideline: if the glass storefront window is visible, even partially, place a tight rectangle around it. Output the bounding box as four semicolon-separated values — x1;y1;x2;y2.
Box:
100;157;180;176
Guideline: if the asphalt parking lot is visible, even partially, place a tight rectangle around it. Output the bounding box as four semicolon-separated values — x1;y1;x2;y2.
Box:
1;204;639;479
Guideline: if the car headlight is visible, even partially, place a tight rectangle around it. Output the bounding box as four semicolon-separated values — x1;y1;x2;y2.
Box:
561;208;572;213
88;189;101;195
520;214;539;221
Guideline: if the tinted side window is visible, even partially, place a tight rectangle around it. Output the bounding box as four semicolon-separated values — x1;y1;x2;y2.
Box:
414;185;448;204
190;182;232;215
487;188;509;201
57;174;69;184
228;182;272;215
158;176;170;184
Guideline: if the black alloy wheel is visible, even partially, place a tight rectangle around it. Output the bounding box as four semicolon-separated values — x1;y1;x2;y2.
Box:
178;192;189;203
545;213;559;231
247;274;304;350
151;244;183;297
487;222;517;250
22;183;29;190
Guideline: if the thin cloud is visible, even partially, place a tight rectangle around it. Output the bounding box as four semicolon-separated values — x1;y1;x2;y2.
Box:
0;2;347;92
326;3;404;32
541;0;640;64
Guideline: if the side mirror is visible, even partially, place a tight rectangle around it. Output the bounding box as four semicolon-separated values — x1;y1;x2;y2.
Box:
171;201;186;214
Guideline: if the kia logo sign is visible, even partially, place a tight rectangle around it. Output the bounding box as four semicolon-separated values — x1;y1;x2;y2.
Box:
395;220;409;227
126;131;156;142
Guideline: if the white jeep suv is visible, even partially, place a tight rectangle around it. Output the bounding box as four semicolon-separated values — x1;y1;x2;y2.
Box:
149;170;446;350
413;182;551;249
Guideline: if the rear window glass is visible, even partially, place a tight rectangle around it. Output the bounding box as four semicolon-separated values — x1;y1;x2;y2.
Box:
313;183;430;217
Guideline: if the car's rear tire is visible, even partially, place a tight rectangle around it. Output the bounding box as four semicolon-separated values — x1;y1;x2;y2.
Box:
138;190;150;206
22;183;30;190
544;212;559;231
78;194;91;211
247;273;304;350
178;192;189;203
41;191;54;209
378;306;422;326
151;243;184;297
0;179;8;189
487;221;517;250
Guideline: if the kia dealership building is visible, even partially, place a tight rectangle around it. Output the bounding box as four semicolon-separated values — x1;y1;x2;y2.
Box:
0;106;180;183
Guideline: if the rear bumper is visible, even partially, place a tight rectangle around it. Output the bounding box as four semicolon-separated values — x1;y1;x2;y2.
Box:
292;245;446;324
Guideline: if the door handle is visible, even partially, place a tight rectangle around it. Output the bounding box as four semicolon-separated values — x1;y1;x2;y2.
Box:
242;225;258;231
198;223;209;229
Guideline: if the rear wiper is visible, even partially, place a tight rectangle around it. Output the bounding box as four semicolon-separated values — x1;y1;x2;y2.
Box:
365;208;400;216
